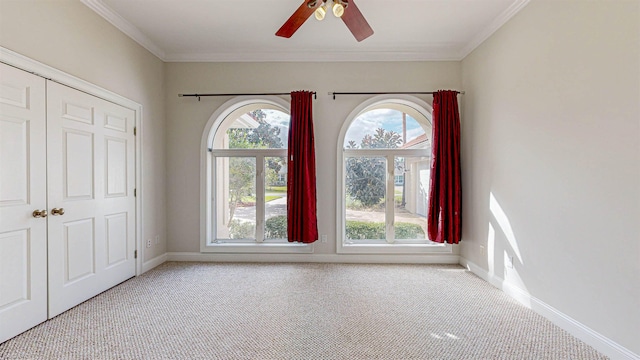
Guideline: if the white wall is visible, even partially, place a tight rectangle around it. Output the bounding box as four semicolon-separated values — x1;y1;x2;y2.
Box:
164;61;461;258
461;0;639;355
0;0;167;263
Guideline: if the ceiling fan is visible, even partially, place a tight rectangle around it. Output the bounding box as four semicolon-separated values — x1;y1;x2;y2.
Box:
276;0;374;42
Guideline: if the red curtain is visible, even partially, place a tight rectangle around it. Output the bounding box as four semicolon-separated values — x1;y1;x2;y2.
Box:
427;90;462;244
287;91;318;243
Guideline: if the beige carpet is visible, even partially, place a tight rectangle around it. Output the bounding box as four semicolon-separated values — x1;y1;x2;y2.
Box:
0;262;607;359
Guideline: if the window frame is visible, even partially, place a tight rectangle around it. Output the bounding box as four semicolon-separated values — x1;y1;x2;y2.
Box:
336;95;452;254
200;97;312;253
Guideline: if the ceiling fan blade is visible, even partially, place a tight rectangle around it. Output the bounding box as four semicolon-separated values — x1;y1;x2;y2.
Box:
276;0;320;38
341;0;374;42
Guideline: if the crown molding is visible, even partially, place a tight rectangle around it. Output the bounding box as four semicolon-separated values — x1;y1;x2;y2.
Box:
458;0;531;59
82;0;529;63
164;49;463;63
80;0;166;60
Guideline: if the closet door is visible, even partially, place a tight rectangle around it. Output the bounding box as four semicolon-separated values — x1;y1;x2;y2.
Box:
0;63;47;342
46;82;136;317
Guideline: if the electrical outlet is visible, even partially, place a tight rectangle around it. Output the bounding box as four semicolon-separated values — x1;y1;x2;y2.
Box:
146;238;152;248
505;255;514;269
321;234;328;243
155;235;160;245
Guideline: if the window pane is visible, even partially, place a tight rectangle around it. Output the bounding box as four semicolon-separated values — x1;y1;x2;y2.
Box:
264;157;287;240
345;156;386;241
344;109;428;150
221;109;289;149
394;156;429;240
215;157;256;240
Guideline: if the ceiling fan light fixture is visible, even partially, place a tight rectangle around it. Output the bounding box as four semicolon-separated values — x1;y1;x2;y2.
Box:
332;1;345;17
314;4;327;20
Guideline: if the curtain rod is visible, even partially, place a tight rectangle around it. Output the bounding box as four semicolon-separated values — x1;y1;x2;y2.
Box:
178;92;317;101
328;91;464;100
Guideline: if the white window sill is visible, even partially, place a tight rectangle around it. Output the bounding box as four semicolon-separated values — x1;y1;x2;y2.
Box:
201;242;314;254
337;242;452;254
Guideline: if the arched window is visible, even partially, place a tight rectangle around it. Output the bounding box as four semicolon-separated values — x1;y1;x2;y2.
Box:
337;96;449;254
201;97;311;253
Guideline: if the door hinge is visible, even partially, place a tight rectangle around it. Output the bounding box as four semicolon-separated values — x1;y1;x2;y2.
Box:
133;127;137;136
134;250;138;259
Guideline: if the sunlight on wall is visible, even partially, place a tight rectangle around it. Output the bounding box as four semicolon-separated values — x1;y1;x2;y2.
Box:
487;223;495;276
484;193;531;308
489;192;522;264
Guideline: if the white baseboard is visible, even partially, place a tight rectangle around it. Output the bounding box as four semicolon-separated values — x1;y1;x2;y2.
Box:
141;253;167;274
459;257;639;360
166;252;460;264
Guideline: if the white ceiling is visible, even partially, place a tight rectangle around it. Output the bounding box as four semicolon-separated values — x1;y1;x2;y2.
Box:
81;0;530;62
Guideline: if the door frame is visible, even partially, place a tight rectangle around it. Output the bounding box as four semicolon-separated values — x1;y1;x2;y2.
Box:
0;46;144;276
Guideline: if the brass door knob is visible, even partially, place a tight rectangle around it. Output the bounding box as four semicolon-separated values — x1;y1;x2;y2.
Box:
51;208;65;216
32;209;48;218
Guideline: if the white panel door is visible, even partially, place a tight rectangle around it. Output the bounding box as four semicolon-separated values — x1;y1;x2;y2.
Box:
0;63;47;342
47;81;135;317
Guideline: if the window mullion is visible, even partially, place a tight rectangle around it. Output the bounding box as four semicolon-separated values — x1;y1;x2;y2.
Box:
255;155;265;243
210;154;216;245
386;154;395;244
